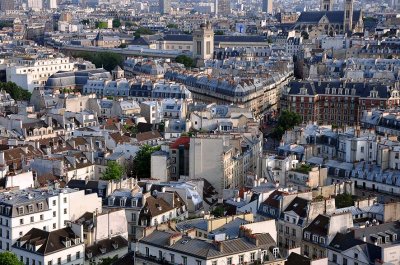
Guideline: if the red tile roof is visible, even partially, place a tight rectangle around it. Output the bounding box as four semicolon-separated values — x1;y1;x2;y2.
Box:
170;136;190;149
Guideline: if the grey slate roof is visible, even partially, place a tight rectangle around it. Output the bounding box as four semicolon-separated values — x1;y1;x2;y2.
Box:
141;230;277;259
161;34;267;43
296;10;362;24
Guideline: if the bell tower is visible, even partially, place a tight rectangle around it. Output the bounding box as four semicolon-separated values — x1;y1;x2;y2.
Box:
192;21;214;63
343;0;354;33
320;0;333;11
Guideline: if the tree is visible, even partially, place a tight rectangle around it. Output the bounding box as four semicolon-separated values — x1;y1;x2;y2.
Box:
211;206;225;217
214;30;224;35
166;23;178;29
335;193;356;208
76;51;124;71
271;110;302;141
102;161;124;181
112;18;121;28
134;27;154;39
98;256;118;265
132;145;161;179
0;82;31;101
95;21;108;29
0;252;23;265
175;55;195;68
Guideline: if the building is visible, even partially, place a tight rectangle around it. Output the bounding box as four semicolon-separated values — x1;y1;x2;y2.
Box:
216;0;230;16
262;0;273;14
281;80;400;127
189;133;262;195
12;227;84;265
159;0;170;14
136;229;284;265
193;22;215;62
0;188;102;251
49;0;57;8
7;56;75;92
294;0;363;36
169;136;190;181
328;221;400;265
302;212;353;259
320;0;333;11
0;0;14;10
27;0;43;10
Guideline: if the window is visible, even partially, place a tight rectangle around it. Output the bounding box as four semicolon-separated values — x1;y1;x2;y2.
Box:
206;41;211;55
30;216;34;223
332;254;337;263
52;200;56;206
67;254;71;262
63;198;67;203
170;254;175;263
251;252;256;262
159;250;162;260
312;235;318;242
53;211;56;217
20;219;24;225
354;253;358;259
227;257;233;265
196;41;201;55
343;258;347;265
196;260;202;265
76;251;80;259
18;207;24;215
145;247;149;257
212;261;217;265
182;256;187;265
57;258;61;265
28;205;33;213
64;209;67;214
53;223;56;229
239;255;244;264
40;214;44;220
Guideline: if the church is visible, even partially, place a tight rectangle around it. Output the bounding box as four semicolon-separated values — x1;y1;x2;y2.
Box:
294;0;363;37
158;21;269;60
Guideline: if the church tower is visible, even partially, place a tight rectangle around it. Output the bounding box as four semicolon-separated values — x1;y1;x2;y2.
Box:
192;21;214;63
343;0;354;33
320;0;333;11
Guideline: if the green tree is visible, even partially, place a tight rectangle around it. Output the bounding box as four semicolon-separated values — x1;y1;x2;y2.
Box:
271;110;302;141
98;256;118;265
0;82;31;101
95;21;108;29
175;55;195;68
166;23;178;29
214;30;224;35
0;20;13;29
335;193;356;208
112;18;121;28
211;206;225;217
76;51;124;71
132;145;161;179
0;252;23;265
102;161;124;181
125;21;135;28
134;27;154;39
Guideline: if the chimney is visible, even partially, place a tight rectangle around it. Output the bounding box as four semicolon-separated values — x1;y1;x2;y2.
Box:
0;151;4;165
169;233;183;246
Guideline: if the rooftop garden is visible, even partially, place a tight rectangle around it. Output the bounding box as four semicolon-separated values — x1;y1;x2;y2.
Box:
293;164;313;174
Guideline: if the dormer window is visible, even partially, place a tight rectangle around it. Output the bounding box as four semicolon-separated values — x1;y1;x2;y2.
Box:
131;199;137;207
5;207;10;216
320;237;325;244
18;207;24;215
120;197;126;207
38;203;44;211
325;87;330;94
108;197;115;206
312;235;319;242
28;205;33;213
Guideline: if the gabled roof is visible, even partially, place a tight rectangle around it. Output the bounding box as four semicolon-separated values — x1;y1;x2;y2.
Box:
296;10;362;25
303;214;330;236
136;130;162;142
283;197;309;218
170;136;190;149
85;235;128;260
14;227;81;255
